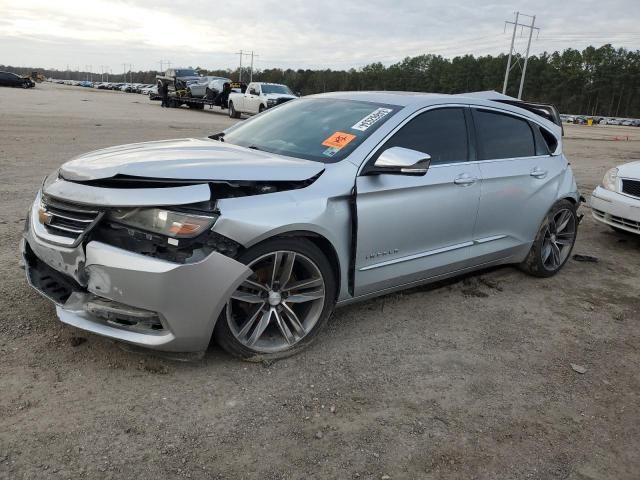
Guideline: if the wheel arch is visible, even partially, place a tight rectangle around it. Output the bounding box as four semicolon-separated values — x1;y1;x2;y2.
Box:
242;229;342;298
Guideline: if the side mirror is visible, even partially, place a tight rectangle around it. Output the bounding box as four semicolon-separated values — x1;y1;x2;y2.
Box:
369;147;431;176
249;89;258;95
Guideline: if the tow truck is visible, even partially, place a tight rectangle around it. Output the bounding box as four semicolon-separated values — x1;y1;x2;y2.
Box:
156;68;246;110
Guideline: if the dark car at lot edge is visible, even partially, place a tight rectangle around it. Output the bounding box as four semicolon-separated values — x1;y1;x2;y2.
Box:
0;71;35;88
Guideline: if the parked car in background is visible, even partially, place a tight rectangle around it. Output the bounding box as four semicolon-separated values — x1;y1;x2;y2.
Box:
186;76;229;98
0;71;35;88
227;82;296;117
592;161;640;235
21;91;579;360
621;119;633;127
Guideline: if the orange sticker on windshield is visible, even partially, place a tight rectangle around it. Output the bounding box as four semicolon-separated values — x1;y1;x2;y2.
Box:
322;131;356;150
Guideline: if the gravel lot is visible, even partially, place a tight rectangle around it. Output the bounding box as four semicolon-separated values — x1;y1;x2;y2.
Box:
1;83;639;480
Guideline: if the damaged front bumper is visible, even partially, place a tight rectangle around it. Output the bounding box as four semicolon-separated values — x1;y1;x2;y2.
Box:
22;194;251;353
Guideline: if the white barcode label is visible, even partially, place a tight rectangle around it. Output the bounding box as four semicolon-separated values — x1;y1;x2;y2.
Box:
351;108;393;131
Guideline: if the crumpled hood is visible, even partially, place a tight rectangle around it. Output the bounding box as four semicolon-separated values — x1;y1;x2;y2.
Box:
59;138;324;182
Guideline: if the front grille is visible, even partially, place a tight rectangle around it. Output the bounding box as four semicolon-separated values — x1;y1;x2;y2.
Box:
40;196;102;245
622;179;640;198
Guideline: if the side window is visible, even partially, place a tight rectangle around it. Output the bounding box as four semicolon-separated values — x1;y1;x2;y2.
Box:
474;110;535;160
532;124;558;155
378;108;468;164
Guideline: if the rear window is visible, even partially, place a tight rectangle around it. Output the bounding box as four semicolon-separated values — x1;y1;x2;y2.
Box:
474;109;535;160
222;98;400;163
176;69;198;77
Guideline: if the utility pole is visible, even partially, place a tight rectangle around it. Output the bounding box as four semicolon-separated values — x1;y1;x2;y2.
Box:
502;12;540;98
249;51;259;82
502;11;519;95
518;15;535;100
237;50;244;82
250;51;254;82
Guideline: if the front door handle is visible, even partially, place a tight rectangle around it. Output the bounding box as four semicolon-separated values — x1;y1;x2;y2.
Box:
530;167;548;179
454;174;478;186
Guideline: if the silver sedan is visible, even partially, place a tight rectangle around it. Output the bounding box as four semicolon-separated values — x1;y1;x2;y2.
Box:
22;91;581;360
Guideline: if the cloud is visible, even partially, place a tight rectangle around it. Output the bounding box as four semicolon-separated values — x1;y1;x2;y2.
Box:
1;0;638;71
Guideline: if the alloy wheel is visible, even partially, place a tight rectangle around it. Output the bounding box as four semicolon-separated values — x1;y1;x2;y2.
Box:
226;251;326;353
541;208;576;271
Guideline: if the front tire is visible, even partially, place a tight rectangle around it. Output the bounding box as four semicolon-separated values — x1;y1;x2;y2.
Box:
520;199;578;277
215;238;336;361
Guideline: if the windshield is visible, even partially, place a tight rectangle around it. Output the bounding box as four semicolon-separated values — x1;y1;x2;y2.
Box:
176;69;198;77
261;84;293;95
222;98;400;163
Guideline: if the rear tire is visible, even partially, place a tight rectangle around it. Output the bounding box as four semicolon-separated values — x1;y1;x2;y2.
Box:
229;101;240;119
215;238;337;361
520;199;578;277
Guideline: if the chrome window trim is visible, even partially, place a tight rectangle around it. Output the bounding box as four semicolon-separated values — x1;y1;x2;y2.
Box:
357;102;560;176
357;103;470;176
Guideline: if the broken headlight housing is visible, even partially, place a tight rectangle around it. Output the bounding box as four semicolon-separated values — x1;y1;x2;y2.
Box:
106;208;218;239
602;167;619;192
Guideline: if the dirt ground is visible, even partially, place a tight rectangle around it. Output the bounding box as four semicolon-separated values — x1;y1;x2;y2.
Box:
1;83;639;480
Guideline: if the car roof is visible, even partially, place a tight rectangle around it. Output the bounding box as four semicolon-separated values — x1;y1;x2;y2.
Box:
312;90;517;107
311;90;562;132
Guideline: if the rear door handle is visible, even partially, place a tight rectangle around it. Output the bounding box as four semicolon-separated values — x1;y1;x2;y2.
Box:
454;174;478;186
530;167;548;179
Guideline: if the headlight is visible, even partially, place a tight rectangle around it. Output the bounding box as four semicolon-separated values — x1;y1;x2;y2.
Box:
602;167;619;191
267;98;277;105
107;208;217;238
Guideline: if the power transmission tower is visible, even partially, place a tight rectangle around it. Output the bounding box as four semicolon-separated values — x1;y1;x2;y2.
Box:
502;12;540;99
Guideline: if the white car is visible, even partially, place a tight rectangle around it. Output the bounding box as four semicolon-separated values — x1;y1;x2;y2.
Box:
591;161;640;234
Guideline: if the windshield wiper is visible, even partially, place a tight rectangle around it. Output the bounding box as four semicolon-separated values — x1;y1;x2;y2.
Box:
247;145;261;151
208;132;225;141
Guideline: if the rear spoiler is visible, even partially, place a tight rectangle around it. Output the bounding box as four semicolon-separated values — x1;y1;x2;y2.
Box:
493;99;564;135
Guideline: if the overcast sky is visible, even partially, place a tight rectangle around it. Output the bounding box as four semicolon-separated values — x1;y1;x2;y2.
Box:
1;0;639;73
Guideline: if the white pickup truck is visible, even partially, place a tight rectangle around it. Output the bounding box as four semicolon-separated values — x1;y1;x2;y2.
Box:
227;82;297;118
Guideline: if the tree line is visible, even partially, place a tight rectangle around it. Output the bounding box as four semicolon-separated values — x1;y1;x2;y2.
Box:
3;44;639;117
